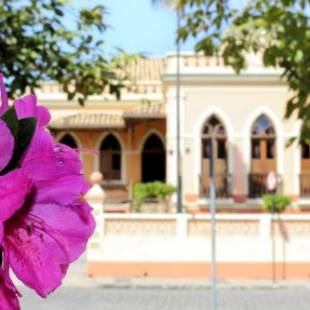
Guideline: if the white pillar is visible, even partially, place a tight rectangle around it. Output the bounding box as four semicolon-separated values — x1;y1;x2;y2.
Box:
85;172;105;257
176;214;188;239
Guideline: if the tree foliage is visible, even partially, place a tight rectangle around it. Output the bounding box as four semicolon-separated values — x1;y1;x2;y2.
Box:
0;0;136;104
165;0;310;140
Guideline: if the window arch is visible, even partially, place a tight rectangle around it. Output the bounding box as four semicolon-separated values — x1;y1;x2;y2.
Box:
249;114;277;197
99;134;122;181
200;115;229;198
251;114;276;160
59;133;78;149
201;115;227;160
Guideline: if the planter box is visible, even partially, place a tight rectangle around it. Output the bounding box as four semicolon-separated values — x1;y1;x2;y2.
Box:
140;201;169;213
132;199;171;213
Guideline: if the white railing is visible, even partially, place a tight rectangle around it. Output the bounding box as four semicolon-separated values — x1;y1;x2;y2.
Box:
86;173;310;279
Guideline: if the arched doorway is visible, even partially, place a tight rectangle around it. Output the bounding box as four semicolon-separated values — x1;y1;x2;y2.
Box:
142;134;166;182
59;133;78;149
100;134;122;181
249;114;277;197
201;115;229;198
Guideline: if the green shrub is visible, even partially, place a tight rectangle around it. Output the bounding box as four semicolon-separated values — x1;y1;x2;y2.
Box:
133;182;176;207
262;194;292;213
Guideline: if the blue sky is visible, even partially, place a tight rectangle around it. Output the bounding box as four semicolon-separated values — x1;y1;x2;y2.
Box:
75;0;196;57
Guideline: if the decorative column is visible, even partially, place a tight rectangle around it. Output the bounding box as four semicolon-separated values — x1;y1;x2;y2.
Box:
85;171;105;262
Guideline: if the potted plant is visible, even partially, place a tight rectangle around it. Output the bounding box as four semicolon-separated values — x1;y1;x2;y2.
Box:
262;194;292;213
132;181;176;213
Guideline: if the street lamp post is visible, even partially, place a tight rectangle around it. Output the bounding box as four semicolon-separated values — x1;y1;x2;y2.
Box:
267;171;277;284
176;9;182;213
209;137;217;310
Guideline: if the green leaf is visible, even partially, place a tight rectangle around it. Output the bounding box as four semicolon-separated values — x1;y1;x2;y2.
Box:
294;50;303;63
177;0;310;142
1;117;37;174
16;117;37;159
1;107;19;140
0;0;135;105
54;8;64;17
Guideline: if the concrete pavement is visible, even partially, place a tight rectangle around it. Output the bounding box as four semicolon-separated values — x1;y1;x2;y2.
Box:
15;257;310;309
20;287;310;310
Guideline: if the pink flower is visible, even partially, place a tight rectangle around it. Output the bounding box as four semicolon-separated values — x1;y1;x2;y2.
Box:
0;120;14;172
0;250;21;309
0;268;21;309
0;75;95;309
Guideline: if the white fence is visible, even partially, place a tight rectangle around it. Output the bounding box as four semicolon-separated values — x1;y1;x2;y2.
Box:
87;209;310;278
86;175;310;279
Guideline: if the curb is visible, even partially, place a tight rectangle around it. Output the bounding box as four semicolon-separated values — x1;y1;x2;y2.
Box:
62;276;310;290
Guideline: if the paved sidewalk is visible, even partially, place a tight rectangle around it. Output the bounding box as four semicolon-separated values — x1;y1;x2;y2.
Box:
20;287;310;310
16;257;310;309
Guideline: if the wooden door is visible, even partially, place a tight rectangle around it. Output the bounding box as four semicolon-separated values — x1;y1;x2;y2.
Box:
301;143;310;196
100;134;122;181
251;138;276;174
201;138;228;197
250;115;276;197
100;150;121;180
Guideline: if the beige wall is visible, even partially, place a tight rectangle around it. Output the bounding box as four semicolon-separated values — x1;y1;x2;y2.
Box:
166;78;300;204
45;54;307;208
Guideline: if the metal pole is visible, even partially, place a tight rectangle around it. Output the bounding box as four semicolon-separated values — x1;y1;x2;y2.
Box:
272;195;276;284
266;172;277;284
176;9;182;213
209;137;217;310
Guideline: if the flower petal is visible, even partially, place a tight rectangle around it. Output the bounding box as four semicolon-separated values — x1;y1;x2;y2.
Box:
0;119;14;171
0;169;32;222
0;269;20;310
14;95;36;119
14;94;50;127
22;129;87;206
0;73;9;115
5;219;69;298
0;224;3;244
5;200;95;297
30;200;95;262
36;106;51;127
22;127;54;162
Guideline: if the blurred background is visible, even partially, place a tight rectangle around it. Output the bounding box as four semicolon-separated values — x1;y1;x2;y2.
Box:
2;0;310;309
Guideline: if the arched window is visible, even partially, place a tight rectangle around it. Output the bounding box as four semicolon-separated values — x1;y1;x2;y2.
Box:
59;133;78;149
100;134;122;181
251;115;276;160
201;115;229;197
249;115;277;197
142;133;166;182
202;115;227;160
300;137;310;197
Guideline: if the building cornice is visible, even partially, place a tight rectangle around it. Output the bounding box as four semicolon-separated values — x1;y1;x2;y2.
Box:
163;71;284;84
